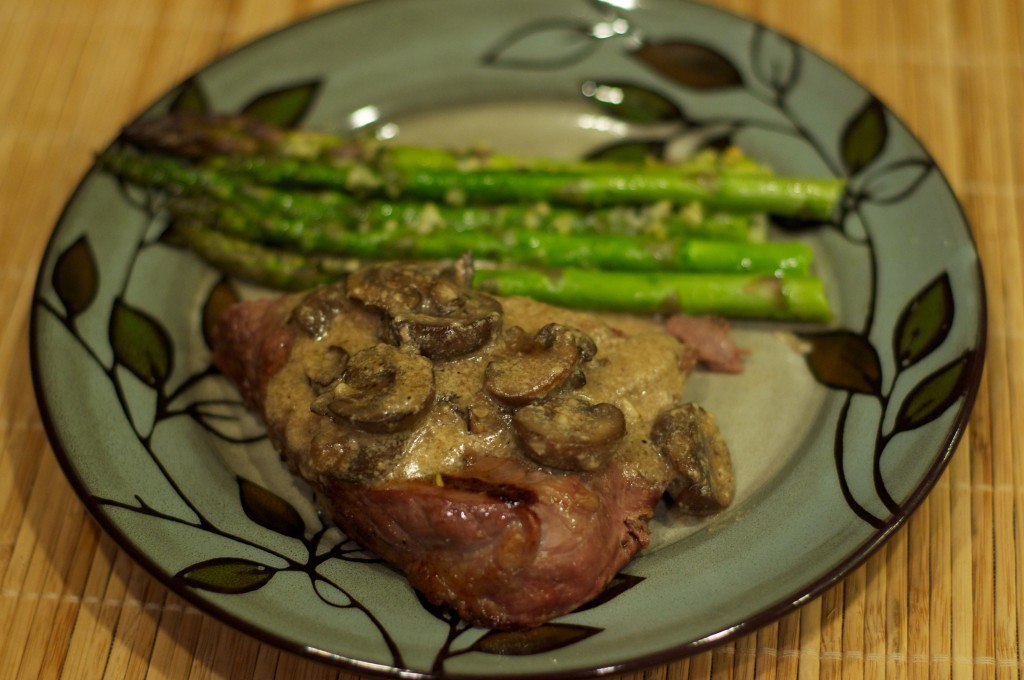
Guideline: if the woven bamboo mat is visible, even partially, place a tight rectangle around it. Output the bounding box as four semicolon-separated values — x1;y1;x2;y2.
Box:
1;0;1021;677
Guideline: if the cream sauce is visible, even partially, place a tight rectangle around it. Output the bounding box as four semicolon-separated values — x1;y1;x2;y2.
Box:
265;294;691;488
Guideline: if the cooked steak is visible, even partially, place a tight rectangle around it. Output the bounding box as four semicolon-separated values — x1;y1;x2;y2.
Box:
212;257;733;629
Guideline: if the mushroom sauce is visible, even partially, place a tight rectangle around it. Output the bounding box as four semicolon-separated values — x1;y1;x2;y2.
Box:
263;259;733;513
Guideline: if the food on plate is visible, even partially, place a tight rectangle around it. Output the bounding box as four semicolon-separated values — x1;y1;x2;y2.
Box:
212;257;736;629
97;113;844;626
100;112;838;322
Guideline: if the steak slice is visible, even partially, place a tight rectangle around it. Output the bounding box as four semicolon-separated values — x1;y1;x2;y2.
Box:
322;457;659;629
212;259;719;629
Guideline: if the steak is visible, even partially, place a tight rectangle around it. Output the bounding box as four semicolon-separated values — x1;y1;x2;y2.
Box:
212;257;732;629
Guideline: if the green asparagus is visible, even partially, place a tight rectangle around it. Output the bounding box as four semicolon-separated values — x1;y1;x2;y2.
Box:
361;200;765;241
214;156;844;220
166;221;830;321
473;267;832;322
102;114;841;321
167;222;360;291
122;112;772;175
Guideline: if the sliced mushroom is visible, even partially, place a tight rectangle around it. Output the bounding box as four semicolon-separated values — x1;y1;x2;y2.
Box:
290;283;351;340
346;259;502;360
513;395;626;472
304;345;349;392
390;295;502;359
535;323;597;362
345;261;436;313
484;324;596;405
650;403;734;515
485;333;577;404
311;344;434;433
308;422;406;482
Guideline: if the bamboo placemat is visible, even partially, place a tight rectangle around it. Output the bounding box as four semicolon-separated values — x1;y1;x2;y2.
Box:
1;0;1021;677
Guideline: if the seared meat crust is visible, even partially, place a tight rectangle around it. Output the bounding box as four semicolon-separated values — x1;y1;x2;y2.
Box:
322;457;659;629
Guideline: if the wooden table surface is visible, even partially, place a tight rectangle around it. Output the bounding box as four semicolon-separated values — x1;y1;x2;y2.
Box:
2;0;1021;677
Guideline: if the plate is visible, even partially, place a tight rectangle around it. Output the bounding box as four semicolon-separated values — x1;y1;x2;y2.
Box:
31;0;986;677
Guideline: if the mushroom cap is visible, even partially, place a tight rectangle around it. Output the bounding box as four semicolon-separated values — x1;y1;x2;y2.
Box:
484;324;596;405
513;395;626;472
312;344;435;433
290;284;352;340
347;259;502;359
651;403;735;514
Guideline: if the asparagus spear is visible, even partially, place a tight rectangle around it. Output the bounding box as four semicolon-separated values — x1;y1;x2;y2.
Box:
167;221;831;321
383;142;773;176
167;222;360;291
121;113;342;160
473;267;832;322
175;198;809;275
214;156;844;220
98;149;353;221
362;200;763;241
122;113;772;175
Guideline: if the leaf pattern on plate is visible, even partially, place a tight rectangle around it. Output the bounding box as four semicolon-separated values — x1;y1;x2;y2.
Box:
585;138;668;163
52;236;98;322
241;81;321;127
859;158;935;205
841;97;888;176
109;298;173;388
178;557;277;594
798;272;969;522
892;352;973;433
482;19;599;70
801;331;883;396
750;26;800;93
37;198;407;664
572;572;645;612
797;266;973;521
893;273;954;369
632;42;743;89
469;624;602;656
581;80;685;124
169;78;210;115
201;277;240;351
238;477;307;540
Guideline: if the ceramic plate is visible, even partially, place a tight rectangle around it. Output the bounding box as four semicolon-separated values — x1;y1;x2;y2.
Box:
31;0;985;676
